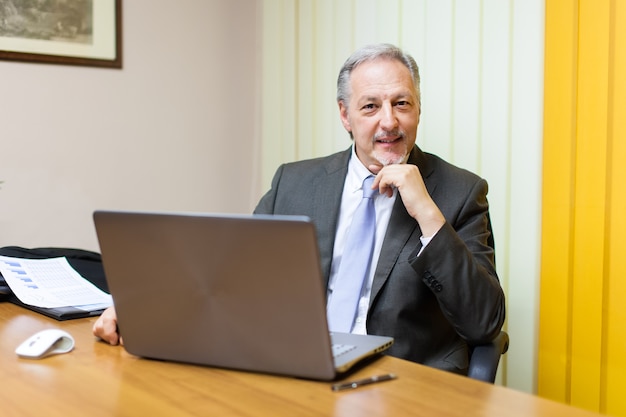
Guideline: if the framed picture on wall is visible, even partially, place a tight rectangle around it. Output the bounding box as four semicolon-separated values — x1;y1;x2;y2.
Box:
0;0;122;69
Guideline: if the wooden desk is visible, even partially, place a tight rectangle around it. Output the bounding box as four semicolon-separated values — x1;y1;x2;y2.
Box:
0;303;602;417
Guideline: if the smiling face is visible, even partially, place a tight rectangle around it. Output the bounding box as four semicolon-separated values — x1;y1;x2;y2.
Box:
338;57;420;169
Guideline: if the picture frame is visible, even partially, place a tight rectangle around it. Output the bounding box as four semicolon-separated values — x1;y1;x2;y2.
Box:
0;0;122;69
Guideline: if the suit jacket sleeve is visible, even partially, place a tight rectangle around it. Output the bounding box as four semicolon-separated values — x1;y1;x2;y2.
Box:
409;174;505;345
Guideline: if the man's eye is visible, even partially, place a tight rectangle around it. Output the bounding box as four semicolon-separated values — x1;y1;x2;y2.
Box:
362;104;376;110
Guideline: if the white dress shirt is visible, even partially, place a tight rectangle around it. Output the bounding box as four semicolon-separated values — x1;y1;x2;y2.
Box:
327;147;396;334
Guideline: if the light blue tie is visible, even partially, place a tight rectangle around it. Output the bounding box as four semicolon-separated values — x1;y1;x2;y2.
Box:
327;175;377;333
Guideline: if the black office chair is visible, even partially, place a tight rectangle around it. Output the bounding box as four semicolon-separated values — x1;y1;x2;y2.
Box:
467;331;509;383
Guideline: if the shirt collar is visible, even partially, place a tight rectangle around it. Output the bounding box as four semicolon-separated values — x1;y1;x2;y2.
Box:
347;145;375;194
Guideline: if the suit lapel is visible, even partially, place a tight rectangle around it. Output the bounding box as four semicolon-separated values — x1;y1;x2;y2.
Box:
313;148;351;286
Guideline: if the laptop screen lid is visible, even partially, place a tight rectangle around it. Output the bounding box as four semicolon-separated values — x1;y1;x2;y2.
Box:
93;210;392;381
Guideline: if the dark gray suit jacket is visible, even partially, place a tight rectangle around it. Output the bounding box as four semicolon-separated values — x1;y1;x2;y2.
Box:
254;145;506;374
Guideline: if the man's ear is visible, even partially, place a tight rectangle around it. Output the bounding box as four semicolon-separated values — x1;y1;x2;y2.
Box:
338;101;351;133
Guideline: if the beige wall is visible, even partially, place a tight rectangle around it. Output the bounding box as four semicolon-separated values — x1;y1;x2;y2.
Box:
0;0;261;252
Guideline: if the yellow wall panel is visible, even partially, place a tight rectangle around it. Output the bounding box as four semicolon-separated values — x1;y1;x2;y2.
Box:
538;0;577;403
570;0;610;410
540;0;626;414
604;1;626;414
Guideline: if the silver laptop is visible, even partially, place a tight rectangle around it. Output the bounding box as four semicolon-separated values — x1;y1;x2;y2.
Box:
93;210;393;381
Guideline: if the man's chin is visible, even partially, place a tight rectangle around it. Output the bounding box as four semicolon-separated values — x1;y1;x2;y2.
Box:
374;149;408;166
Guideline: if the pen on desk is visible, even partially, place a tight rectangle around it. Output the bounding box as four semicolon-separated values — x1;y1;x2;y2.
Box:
331;373;397;392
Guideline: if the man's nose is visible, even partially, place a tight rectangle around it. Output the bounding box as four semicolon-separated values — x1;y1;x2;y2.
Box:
379;103;398;130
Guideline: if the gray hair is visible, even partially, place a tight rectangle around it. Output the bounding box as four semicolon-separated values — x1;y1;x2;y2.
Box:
336;43;421;109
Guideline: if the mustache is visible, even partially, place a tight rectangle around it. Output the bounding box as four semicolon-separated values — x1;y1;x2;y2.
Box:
373;130;406;141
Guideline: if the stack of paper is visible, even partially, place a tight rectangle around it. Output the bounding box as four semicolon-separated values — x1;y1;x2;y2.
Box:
0;255;112;312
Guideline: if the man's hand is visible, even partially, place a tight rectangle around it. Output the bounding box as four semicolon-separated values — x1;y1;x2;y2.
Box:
370;163;445;237
92;306;123;346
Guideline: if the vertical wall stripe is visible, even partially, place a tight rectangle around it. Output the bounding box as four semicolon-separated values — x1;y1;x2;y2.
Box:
538;0;577;402
605;3;626;415
502;0;545;392
570;0;610;410
421;0;454;158
451;0;481;173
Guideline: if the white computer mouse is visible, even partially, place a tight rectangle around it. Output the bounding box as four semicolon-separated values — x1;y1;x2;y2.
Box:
15;329;75;359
